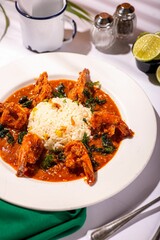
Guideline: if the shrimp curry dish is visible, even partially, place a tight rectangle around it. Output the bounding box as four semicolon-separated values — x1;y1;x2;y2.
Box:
0;69;134;186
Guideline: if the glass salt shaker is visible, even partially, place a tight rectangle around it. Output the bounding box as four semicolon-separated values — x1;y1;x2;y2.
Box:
113;3;136;39
91;12;116;51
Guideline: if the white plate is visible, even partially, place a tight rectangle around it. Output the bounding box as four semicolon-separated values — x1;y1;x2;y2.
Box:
0;53;157;211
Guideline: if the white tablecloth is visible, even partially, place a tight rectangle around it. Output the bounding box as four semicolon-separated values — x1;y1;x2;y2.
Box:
0;0;160;239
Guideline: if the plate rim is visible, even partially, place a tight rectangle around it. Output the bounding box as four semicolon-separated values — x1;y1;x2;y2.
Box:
0;52;157;211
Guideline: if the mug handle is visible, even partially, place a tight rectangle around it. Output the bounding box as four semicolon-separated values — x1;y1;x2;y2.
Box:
63;15;77;43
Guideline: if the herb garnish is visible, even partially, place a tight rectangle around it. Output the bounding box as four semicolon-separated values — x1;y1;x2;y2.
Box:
6;132;14;144
83;89;92;99
101;133;115;154
0;126;9;138
41;149;65;170
85;96;106;111
19;96;33;108
81;132;115;170
89;134;115;154
0;124;4;131
41;154;57;170
81;133;99;170
86;81;101;88
81;132;90;150
83;118;88;124
53;83;66;98
18;131;27;144
0;124;14;144
83;87;106;111
53;149;66;162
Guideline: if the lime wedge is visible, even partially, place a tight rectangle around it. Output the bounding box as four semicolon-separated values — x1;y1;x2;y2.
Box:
133;34;160;62
156;65;160;83
137;32;149;39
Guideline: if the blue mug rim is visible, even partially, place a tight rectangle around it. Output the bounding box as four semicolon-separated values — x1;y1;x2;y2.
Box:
15;1;67;20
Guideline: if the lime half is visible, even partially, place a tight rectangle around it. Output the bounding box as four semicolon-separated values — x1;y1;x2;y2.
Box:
156;65;160;83
133;34;160;62
154;53;160;60
155;31;160;37
137;32;149;39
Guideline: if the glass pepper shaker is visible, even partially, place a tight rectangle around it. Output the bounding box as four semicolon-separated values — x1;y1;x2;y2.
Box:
113;3;136;39
91;12;116;51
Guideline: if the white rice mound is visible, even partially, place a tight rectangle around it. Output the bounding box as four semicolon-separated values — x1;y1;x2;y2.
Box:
28;98;92;150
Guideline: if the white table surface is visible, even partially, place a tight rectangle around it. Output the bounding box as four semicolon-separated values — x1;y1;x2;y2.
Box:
0;0;160;240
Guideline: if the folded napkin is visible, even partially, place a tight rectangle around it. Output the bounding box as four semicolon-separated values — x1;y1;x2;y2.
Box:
0;200;86;240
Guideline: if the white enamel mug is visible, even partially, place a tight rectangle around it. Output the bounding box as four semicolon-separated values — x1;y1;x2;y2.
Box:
18;0;64;17
15;1;77;53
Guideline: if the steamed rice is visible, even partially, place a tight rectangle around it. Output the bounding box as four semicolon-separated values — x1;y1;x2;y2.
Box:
28;98;92;149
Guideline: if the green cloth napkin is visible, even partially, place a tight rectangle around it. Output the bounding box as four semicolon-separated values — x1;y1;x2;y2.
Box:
0;200;86;240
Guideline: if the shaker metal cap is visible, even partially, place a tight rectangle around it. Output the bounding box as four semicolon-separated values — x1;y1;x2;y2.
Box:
116;2;135;16
94;12;113;28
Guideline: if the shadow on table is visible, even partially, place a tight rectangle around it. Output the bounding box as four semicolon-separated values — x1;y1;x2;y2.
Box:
93;27;151;55
32;27;150;56
59;30;92;55
59;27;136;56
148;74;160;86
95;28;141;55
65;110;160;240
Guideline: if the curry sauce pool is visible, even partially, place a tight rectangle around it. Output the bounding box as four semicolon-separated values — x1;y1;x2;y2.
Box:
0;69;134;186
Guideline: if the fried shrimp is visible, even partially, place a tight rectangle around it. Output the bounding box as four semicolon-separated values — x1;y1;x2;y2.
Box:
32;72;53;106
68;68;92;103
90;111;134;140
0;102;29;130
64;140;95;186
17;133;44;177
